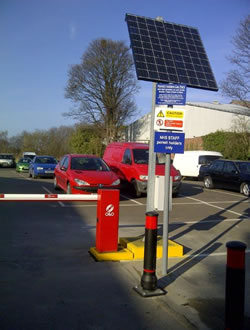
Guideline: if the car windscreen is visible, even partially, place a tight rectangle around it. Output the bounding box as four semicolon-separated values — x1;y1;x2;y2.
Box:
199;155;221;165
71;157;110;171
132;149;164;165
0;154;14;159
35;157;57;164
19;158;31;163
24;155;36;160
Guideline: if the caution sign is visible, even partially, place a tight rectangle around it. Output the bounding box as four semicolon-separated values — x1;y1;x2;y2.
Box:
154;106;186;131
165;110;184;118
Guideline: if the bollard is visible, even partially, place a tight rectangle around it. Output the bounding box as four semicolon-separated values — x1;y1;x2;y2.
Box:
225;241;247;330
134;211;166;297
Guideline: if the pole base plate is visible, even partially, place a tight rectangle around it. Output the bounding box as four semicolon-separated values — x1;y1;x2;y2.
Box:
133;284;166;297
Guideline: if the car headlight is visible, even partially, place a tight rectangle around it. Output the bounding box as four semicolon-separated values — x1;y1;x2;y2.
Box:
174;175;181;181
37;167;43;170
74;178;90;186
139;175;148;180
111;179;120;186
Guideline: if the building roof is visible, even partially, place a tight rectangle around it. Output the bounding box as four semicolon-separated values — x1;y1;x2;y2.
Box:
187;102;250;117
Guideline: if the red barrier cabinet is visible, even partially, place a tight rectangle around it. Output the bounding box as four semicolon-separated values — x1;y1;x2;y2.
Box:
96;189;120;252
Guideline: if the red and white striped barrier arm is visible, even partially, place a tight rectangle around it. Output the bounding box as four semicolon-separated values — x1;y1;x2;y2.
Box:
0;194;98;202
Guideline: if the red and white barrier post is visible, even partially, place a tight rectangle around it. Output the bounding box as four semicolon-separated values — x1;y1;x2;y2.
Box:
134;211;166;297
225;241;247;330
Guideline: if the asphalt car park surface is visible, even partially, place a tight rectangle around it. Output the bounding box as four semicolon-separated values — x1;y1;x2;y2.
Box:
0;168;249;330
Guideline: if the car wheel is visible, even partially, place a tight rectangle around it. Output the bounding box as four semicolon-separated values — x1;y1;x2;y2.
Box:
54;177;60;190
240;182;249;197
67;183;72;194
132;180;141;197
204;176;214;189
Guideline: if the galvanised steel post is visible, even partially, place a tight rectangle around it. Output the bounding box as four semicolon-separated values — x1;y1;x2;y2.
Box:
146;82;157;212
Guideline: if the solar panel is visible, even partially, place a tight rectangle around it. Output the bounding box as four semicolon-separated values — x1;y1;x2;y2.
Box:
125;14;218;91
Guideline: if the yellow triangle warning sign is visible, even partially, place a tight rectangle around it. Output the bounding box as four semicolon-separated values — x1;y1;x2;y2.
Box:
157;110;164;118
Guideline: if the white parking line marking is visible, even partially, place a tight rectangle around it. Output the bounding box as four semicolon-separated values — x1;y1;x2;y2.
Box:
42;186;65;207
120;194;144;205
170;249;250;260
180;195;247;217
173;200;249;205
17;172;27;178
204;188;247;198
172;217;250;225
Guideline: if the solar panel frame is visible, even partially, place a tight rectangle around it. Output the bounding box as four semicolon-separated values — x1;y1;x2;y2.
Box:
125;13;218;91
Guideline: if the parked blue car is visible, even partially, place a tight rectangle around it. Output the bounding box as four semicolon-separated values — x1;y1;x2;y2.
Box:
29;156;57;179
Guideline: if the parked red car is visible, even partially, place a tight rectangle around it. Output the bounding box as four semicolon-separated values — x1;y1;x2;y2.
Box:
54;154;120;194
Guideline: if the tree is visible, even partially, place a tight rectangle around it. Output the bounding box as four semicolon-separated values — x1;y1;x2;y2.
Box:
221;15;250;108
230;115;250;158
64;38;139;142
202;129;250;160
0;131;10;152
69;124;104;156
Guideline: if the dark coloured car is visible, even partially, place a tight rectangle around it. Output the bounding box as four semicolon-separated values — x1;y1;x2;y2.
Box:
202;159;250;196
0;154;16;168
29;156;57;179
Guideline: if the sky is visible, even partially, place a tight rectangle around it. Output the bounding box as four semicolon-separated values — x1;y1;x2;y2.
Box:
0;0;249;137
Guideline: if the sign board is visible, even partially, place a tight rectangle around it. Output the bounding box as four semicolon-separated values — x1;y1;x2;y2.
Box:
154;106;185;131
154;132;185;154
156;83;186;105
154;176;172;211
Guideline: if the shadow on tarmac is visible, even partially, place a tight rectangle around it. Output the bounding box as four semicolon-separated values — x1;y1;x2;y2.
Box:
157;197;249;329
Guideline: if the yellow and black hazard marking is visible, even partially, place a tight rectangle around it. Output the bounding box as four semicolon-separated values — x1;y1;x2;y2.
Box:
157;110;164;117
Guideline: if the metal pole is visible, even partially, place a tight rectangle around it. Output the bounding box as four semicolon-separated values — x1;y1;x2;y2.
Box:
146;82;157;212
162;153;171;275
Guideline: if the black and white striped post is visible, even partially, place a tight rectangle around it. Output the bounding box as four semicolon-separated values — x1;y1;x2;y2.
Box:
134;211;166;297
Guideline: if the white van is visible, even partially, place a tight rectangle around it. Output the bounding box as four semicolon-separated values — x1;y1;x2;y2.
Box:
173;150;223;178
23;152;36;160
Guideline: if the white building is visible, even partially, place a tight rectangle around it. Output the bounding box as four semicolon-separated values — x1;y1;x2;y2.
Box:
125;101;250;145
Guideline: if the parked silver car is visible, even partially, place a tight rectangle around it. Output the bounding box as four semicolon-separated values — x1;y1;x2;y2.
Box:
0;154;16;168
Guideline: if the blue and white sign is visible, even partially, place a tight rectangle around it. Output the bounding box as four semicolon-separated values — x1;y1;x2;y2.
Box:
154;132;185;154
156;83;187;105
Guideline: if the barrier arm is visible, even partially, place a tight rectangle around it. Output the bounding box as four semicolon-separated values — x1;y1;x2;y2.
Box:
0;194;98;202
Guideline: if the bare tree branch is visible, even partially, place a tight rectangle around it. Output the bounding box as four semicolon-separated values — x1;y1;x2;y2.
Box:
221;15;250;109
64;38;140;141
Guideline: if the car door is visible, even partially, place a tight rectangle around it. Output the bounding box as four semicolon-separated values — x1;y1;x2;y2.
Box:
57;156;69;190
209;160;224;187
60;156;70;191
223;161;240;191
120;148;134;182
